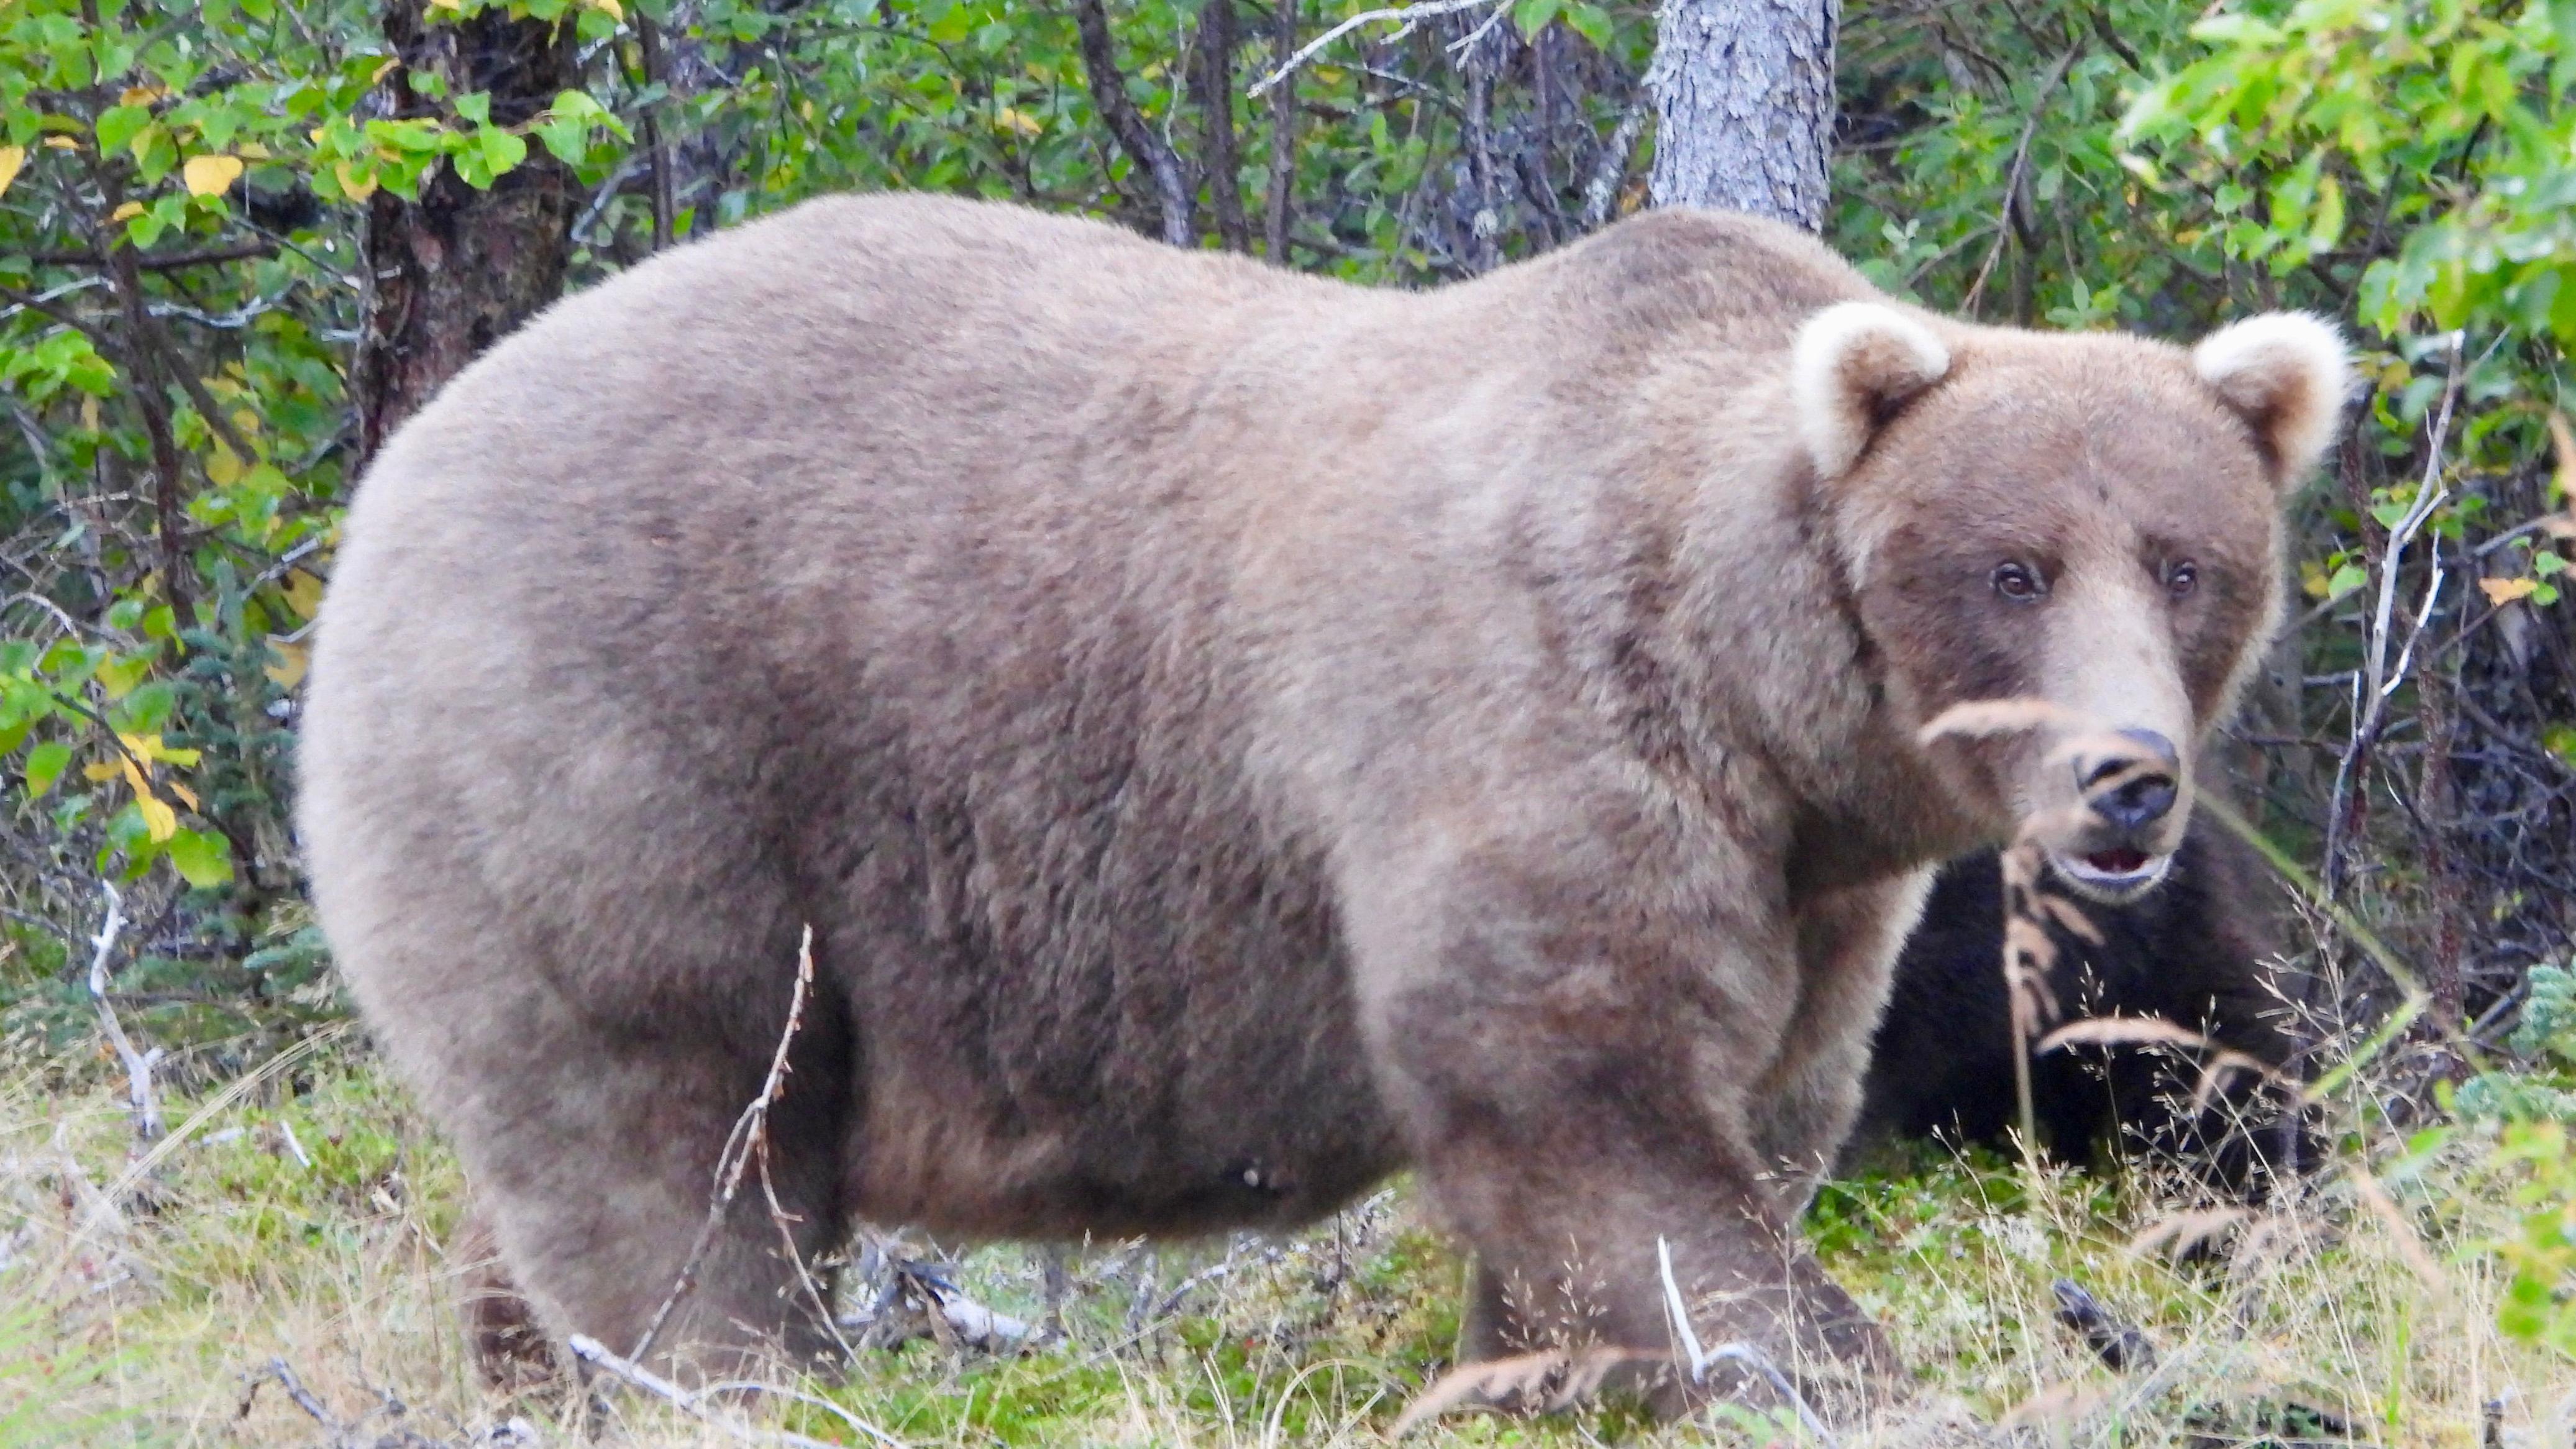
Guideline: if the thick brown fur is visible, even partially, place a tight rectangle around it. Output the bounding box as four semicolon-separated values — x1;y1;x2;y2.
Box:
298;194;2341;1410
1851;817;2311;1197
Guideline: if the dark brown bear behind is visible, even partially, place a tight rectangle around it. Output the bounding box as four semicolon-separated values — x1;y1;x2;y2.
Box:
1852;817;2310;1195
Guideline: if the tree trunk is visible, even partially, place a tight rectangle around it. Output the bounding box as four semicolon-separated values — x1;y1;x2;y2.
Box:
353;0;579;468
1643;0;1838;231
1192;0;1249;252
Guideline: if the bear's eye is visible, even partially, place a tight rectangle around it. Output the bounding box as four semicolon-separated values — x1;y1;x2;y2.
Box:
2165;559;2198;600
1991;561;2047;601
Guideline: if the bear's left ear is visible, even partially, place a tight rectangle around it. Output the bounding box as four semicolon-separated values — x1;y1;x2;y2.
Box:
2191;312;2355;487
1791;301;1953;478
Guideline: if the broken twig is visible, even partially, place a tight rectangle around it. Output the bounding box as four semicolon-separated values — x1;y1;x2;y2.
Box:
568;1335;905;1448
629;925;818;1364
86;883;163;1141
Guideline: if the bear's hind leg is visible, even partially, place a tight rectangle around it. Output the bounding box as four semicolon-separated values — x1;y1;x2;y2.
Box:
461;981;856;1382
452;1204;555;1388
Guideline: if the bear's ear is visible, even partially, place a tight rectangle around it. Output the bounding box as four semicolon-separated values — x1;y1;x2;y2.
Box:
1791;301;1953;478
2191;312;2355;487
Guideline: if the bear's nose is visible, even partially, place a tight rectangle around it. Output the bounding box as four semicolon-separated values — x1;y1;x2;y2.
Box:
2073;729;2180;832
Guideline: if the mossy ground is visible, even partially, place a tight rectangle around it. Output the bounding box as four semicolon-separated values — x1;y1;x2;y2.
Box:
1;1037;2567;1447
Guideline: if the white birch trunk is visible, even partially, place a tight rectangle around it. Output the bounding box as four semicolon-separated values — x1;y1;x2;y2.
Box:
1643;0;1838;231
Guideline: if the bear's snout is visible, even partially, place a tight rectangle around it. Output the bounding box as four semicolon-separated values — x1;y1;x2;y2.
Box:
2075;729;2180;832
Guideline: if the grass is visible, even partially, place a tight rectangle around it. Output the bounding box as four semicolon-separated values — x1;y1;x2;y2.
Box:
1;1035;2570;1447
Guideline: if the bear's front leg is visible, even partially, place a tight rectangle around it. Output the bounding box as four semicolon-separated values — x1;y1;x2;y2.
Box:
1745;870;1940;1220
1343;822;1902;1419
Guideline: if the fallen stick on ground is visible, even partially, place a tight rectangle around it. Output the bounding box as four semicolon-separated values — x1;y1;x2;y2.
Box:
567;1334;907;1449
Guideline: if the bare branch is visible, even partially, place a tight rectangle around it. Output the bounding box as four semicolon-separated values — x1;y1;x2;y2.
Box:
22;240;279;270
1246;0;1505;99
1262;0;1299;260
86;883;163;1142
1962;47;2076;318
1072;0;1197;247
630;925;818;1365
567;1335;903;1449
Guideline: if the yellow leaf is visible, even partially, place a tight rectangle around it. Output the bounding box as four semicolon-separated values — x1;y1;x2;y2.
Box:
0;146;22;201
372;58;400;82
334;160;378;202
206;445;243;487
183;153;245;197
124;733;200;767
117;85;169;106
111;200;144;222
283;569;326;621
2481;577;2540;606
138;792;178;843
235;142;272;160
231;408;259;437
588;0;623;19
994;107;1043;137
42;135;80;150
83;761;125;784
167;779;199;811
263;639;309;690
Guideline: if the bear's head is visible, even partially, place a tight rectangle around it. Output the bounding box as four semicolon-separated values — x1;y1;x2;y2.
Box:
1792;302;2350;902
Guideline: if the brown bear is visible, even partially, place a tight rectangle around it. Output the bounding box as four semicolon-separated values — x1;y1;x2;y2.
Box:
1852;816;2310;1197
296;193;2349;1414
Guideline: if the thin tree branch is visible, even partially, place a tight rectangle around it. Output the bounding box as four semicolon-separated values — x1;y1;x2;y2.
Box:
1962;46;2077;318
629;925;818;1365
638;15;678;250
1262;0;1298;260
1246;0;1503;98
1579;98;1647;229
1192;0;1250;252
86;883;165;1142
1072;0;1196;247
20;240;280;270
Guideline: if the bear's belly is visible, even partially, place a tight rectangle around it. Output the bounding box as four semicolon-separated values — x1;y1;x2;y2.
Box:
830;851;1409;1240
845;1013;1406;1239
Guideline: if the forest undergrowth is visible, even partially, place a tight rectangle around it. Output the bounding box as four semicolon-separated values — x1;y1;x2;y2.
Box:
4;975;2573;1448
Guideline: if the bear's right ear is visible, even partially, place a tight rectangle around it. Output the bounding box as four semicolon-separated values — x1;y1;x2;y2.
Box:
2191;311;2355;488
1791;301;1953;478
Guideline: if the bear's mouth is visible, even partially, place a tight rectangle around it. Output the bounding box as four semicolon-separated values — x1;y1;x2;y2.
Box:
2049;846;2173;902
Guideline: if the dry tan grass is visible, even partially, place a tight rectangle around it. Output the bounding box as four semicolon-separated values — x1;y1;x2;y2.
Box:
2;1037;2570;1447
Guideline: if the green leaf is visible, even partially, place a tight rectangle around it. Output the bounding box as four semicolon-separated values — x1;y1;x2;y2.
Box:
23;740;71;798
94;103;149;153
2326;562;2370;600
2542;723;2576;766
477;125;527;180
1512;0;1562;36
165;828;233;889
1560;2;1613;49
